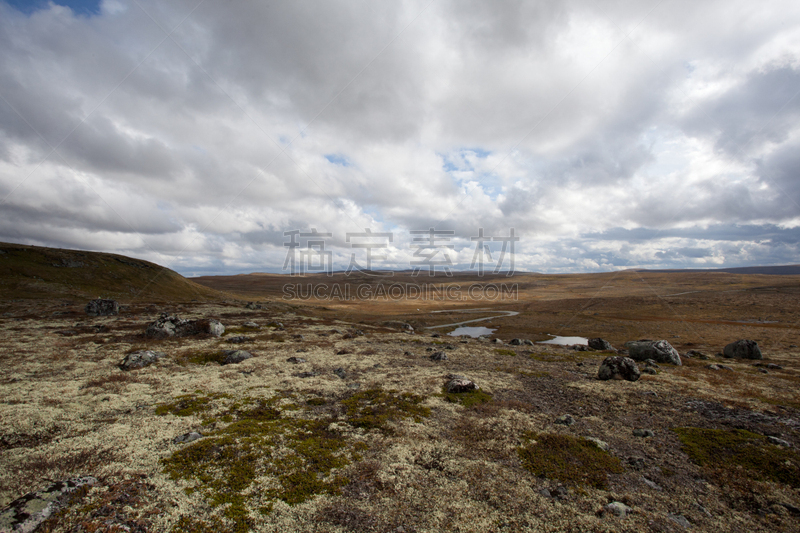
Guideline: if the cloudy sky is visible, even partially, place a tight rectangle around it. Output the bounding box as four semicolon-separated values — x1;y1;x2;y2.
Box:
0;0;799;276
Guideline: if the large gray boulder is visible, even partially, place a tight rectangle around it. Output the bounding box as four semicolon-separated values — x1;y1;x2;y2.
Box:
0;476;97;533
85;299;118;316
598;356;641;381
624;340;681;365
145;314;224;338
723;339;762;360
119;350;166;371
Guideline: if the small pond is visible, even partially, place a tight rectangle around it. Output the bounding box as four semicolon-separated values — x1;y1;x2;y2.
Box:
448;326;496;338
537;335;588;345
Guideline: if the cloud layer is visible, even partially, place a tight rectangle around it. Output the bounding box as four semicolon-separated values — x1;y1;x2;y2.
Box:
1;0;799;276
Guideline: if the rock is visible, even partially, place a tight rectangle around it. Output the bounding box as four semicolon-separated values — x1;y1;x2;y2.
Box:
173;431;202;444
598;356;641;381
588;338;614;351
768;436;791;447
242;321;260;328
645;359;660;368
633;428;655;438
430;351;448;361
491;338;503;344
706;364;721;370
430;333;441;338
222;350;252;365
118;350;166;371
444;344;456;350
145;315;224;338
510;338;522;345
718;364;733;371
642;477;662;490
85;299;118;316
667;514;691;529
227;335;253;344
555;414;575;426
0;476;97;533
334;367;347;379
685;349;709;360
446;377;477;393
522;339;534;346
642;367;658;375
627;457;645;470
604;501;632;518
586;437;609;451
538;488;551;498
572;344;590;351
287;357;306;364
297;372;316;378
624;340;681;365
723;339;762;360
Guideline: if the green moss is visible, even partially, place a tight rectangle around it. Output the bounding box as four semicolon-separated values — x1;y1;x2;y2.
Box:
517;432;624;489
673;427;800;488
158;391;394;530
441;387;493;408
170;516;227;533
341;388;430;431
306;397;327;406
518;370;550;378
494;348;517;356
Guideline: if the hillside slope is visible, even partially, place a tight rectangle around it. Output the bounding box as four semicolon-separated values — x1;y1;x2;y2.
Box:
0;242;226;303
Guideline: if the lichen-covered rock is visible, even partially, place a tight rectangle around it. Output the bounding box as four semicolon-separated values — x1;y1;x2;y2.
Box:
173;431;203;444
446;377;477;393
723;339;762;360
598;356;641;381
145;314;224;338
588;338;614;351
222;350;252;365
85;299;118;316
119;350;166;371
0;476;96;533
624;340;681;365
430;351;448;361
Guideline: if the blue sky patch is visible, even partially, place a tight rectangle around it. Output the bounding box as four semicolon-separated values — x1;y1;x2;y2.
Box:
5;0;101;16
324;154;351;167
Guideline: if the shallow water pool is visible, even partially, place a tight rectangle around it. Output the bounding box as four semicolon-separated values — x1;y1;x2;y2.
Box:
537;335;588;345
448;326;496;338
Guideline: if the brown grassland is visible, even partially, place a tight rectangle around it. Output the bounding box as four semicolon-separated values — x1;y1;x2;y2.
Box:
1;244;799;532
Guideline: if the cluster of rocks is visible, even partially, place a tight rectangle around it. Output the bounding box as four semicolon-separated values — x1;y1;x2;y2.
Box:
145;314;224;338
597;338;763;382
85;298;118;316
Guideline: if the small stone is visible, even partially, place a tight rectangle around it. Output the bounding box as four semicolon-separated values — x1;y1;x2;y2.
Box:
767;363;783;370
586;437;609;451
718;365;733;371
627;456;645;470
633;428;655;438
604;501;631;518
491;338;503;344
645;359;660;368
706;364;721;370
510;339;522;345
118;350;166;371
430;351;448;361
642;477;662;490
642;367;658;375
242;321;260;328
552;485;568;499
588;338;615;351
667;514;691;529
768;436;791;447
173;431;202;444
297;371;316;378
287;357;306;364
227;335;253;344
334;367;347;379
431;333;441;338
555;414;575;426
522;339;534;346
222;350;252;365
538;488;551;498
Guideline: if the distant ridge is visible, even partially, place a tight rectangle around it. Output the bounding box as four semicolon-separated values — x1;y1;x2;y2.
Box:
637;265;800;276
0;242;226;302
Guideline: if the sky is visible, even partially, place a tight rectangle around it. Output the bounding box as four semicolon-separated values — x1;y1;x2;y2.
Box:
0;0;799;277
